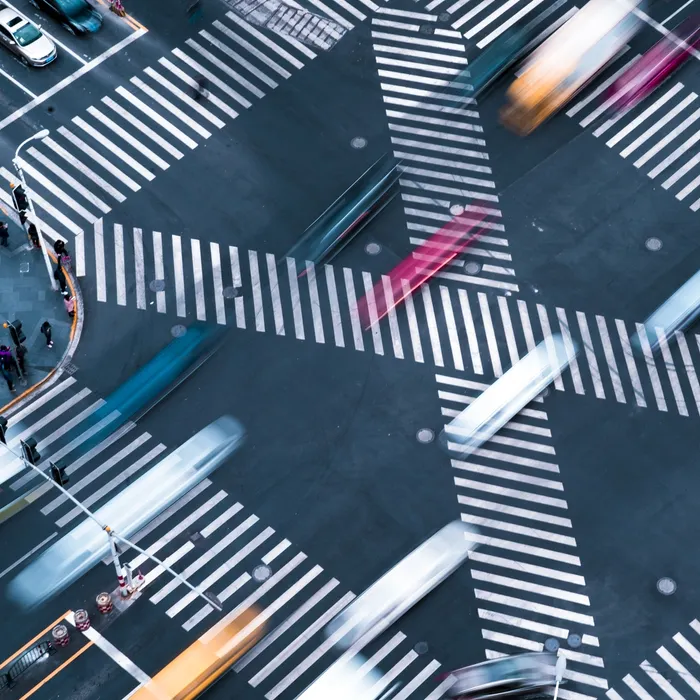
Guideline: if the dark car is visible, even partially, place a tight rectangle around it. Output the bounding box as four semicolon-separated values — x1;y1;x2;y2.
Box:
29;0;102;34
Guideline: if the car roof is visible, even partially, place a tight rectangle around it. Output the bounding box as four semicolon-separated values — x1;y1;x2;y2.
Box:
0;8;28;30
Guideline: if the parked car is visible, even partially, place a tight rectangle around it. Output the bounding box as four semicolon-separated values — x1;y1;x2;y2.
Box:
0;5;56;66
29;0;102;35
606;15;700;113
441;652;559;700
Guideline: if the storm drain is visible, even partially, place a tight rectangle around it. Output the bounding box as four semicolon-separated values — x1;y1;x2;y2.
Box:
225;0;347;50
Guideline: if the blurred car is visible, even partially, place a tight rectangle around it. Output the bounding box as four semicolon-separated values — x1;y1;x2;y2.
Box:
29;0;102;34
441;652;558;700
0;5;56;66
606;15;700;113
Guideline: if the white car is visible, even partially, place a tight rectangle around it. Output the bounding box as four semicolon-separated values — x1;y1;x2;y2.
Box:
0;5;56;66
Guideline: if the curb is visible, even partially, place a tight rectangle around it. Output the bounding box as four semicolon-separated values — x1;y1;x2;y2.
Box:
0;251;84;417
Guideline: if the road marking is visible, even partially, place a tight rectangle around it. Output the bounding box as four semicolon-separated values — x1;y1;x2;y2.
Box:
114;223;126;306
0;29;146;132
0;533;57;580
18;643;93;700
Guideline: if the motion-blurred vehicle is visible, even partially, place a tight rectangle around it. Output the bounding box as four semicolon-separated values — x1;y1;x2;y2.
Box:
132;609;262;699
7;415;246;610
631;269;700;355
286;154;400;277
500;0;641;135
440;335;576;457
325;521;477;650
0;4;56;66
441;653;559;700
606;15;700;114
356;208;488;330
29;0;102;34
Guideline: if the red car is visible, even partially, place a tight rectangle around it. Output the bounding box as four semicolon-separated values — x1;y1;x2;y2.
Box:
606;16;700;113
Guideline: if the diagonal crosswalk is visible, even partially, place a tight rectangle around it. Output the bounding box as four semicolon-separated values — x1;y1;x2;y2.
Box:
607;620;700;700
1;376;445;700
2;0;381;279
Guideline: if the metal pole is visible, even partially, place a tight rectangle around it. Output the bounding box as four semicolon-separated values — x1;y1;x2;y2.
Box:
0;441;222;612
553;653;567;700
13;132;56;292
107;529;128;597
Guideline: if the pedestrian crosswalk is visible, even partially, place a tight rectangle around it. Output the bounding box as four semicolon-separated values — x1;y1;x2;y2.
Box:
86;223;700;417
2;0;378;280
370;12;519;294
607;620;700;700
1;376;445;700
566;56;700;214
435;372;607;700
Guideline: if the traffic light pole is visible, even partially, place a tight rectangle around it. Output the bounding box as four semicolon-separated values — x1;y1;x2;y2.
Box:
13;132;56;292
0;441;222;611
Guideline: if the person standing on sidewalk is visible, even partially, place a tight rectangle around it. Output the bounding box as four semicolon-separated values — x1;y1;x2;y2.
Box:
0;345;19;381
63;291;75;318
40;321;53;348
54;263;67;294
0;222;9;248
15;344;27;376
1;365;14;392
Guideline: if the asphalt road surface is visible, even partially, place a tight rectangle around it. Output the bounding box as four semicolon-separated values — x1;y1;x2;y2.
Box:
1;0;700;698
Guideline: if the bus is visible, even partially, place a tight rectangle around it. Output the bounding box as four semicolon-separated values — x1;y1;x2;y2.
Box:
130;609;262;699
440;335;577;457
500;0;641;135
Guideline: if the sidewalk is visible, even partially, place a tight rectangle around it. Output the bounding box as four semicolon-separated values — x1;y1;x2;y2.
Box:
0;221;80;414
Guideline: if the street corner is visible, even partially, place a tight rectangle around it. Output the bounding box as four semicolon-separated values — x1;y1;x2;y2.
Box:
0;234;82;418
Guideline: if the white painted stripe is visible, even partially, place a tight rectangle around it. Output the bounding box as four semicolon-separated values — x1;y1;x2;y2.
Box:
479;292;502;376
75;230;85;278
474;590;594;625
230;246;245;328
0;533;58;580
497;296;520;367
363;271;384;355
656;328;688;416
403;280;424;363
657;647;700;694
453;460;562;489
308;0;354;27
469;551;584;584
635;323;667;412
464;532;580;565
537;304;564;391
392;661;441;700
576;312;605;399
262;539;291;564
87;105;169;170
103;95;185;160
625;674;656;700
307;262;325;343
326;265;345;348
458;289;482;373
426;677;461;700
133;228;146;311
455;477;567;508
287;258;305;340
472;569;590;605
517;299;536;353
250;250;265;332
190;238;206;321
595;315;626;403
172;235;186;318
153;231;166;313
650;125;700;180
567;52;635;117
95;219;107;303
383;275;403;359
674;632;700;667
211;242;226;325
115;87;198;149
357;634;406;676
201;502;248;538
266;253;285;335
422;285;444;367
557;307;584;394
43;136;125;201
631;100;699;165
344;267;364;351
641;660;684;700
482;629;544;651
462;514;577;546
460;496;571;527
676;332;700;415
477;0;549;48
478;608;570;638
440;286;463;371
226;12;305;69
114;223;126;306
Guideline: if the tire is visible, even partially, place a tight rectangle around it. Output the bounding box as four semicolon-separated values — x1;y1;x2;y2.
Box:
63;22;76;35
28;0;39;7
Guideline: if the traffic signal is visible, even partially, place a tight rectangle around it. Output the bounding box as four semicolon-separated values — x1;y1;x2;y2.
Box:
50;463;69;487
0;416;7;445
5;321;25;347
10;183;28;212
20;438;40;465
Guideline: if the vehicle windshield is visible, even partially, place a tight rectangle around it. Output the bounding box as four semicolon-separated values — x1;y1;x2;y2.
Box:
13;23;41;47
58;0;91;18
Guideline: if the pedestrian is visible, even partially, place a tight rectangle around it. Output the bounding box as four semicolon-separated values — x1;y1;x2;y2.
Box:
54;263;67;293
1;366;14;393
27;223;39;248
40;321;53;348
193;75;209;102
63;291;75;318
0;345;19;377
15;344;27;376
0;222;8;247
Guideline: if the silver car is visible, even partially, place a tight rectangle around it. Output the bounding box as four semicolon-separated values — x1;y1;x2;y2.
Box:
442;653;559;700
0;5;57;66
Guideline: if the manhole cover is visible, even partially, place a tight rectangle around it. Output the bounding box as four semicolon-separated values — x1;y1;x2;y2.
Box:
171;324;187;338
414;642;429;655
645;237;663;251
64;362;78;375
567;633;582;648
420;24;434;34
657;577;676;595
365;242;382;255
544;638;560;653
253;565;272;582
222;286;239;299
450;204;465;216
351;137;367;149
19;262;29;274
464;261;481;275
416;428;434;444
149;279;165;292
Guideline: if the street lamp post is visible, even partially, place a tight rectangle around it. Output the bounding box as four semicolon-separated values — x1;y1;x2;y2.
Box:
12;129;56;292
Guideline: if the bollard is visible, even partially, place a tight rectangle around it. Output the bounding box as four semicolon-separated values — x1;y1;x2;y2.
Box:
96;592;113;614
74;609;90;631
52;624;69;647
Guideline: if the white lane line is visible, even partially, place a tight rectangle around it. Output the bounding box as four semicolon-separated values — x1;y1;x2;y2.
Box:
95;218;107;303
66;612;151;684
250;250;265;332
191;238;206;321
656;328;687;416
661;0;695;26
344;268;364;351
134;227;146;310
459;289;482;373
497;296;520;367
287;258;305;340
556;307;584;394
153;231;166;313
403;280;424;363
326;265;345;347
0;533;57;580
363;271;384;355
306;262;325;344
422;285;444;367
576;312;605;399
383;275;403;359
440;286;462;370
211;242;226;325
230;246;245;329
262;539;291;564
0;29;146;132
595;315;625;402
537;304;565;391
267;253;285;336
172;234;186;318
478;292;501;376
677;332;700;414
635;323;668;412
0;65;36;97
114;223;126;306
615;319;646;407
